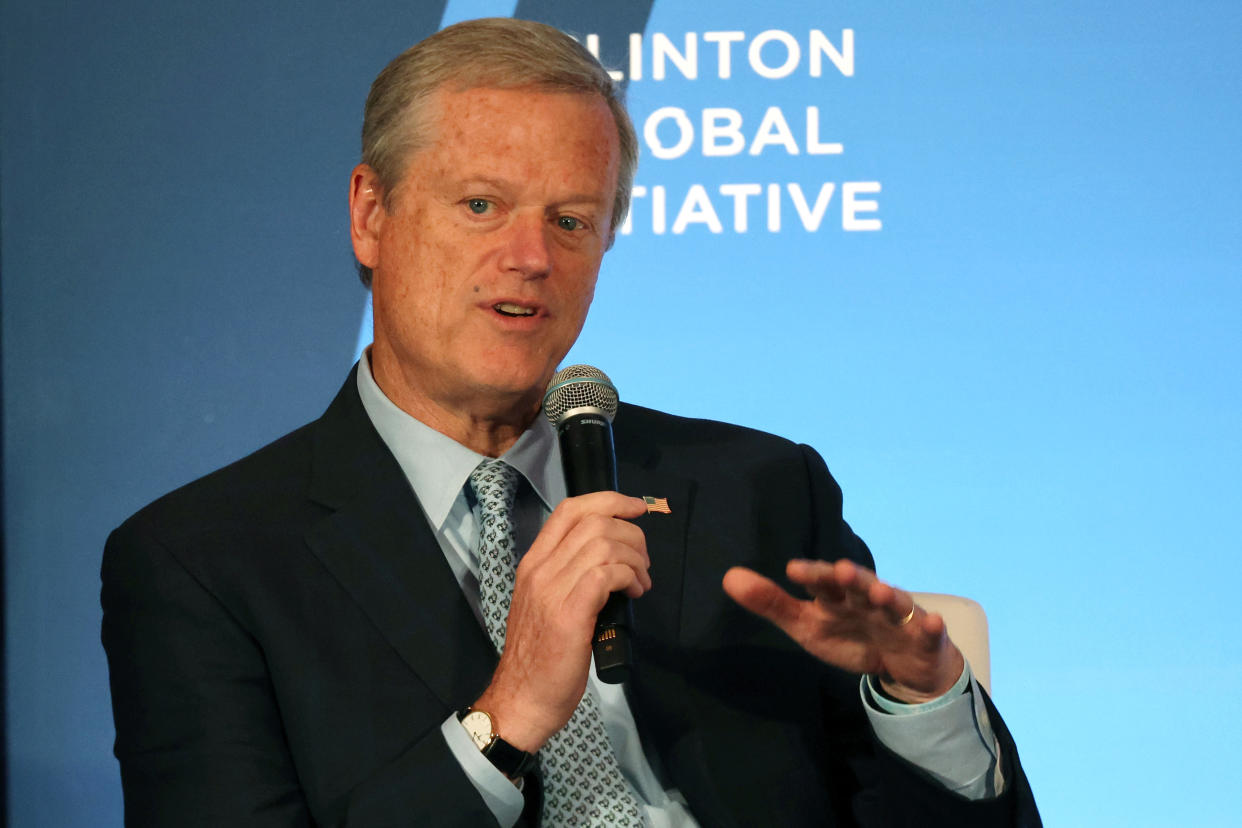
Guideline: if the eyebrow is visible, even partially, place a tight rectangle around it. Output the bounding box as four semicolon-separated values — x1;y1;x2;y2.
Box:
456;176;611;208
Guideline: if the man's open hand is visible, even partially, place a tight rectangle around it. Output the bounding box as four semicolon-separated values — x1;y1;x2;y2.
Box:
722;559;964;703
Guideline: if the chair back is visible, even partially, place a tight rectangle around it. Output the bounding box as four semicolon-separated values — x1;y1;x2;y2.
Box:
909;592;991;694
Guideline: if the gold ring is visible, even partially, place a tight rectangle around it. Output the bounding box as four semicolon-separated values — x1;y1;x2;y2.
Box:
897;606;916;626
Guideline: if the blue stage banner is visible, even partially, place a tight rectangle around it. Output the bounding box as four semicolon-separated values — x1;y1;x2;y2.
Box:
3;1;1239;825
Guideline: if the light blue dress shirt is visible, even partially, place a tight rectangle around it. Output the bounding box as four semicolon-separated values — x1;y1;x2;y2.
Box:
355;352;1002;826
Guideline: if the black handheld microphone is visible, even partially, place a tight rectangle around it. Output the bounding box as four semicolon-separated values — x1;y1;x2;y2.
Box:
542;364;633;684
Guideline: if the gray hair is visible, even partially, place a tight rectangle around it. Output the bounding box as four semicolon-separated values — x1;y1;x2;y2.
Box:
356;17;639;288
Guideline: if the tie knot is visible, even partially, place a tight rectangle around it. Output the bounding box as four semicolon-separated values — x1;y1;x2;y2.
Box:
468;458;521;513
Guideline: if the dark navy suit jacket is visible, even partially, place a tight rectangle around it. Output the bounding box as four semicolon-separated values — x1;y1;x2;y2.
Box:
102;368;1040;826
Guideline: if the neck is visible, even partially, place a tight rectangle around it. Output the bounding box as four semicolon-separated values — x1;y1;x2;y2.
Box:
368;351;541;457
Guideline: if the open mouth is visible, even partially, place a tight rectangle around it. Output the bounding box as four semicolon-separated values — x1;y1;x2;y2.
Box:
493;302;536;318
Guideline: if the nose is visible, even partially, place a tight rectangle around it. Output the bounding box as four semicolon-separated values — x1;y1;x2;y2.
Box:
499;210;552;279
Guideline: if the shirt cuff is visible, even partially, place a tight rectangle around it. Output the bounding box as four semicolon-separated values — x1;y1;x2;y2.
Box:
440;713;525;826
859;661;1003;799
866;661;971;716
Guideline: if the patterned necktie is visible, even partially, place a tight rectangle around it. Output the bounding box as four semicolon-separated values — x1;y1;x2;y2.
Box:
469;458;645;827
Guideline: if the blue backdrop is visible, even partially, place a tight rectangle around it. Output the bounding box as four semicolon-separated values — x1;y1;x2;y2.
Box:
3;1;1240;825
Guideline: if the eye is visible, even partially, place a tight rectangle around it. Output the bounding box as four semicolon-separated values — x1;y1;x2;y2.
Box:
557;215;584;231
466;198;492;215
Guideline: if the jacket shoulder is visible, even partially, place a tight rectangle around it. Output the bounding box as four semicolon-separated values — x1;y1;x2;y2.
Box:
112;420;321;546
615;401;810;470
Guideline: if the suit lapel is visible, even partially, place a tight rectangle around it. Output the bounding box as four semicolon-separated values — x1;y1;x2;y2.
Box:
615;417;742;826
302;370;495;707
617;409;772;827
298;381;746;820
616;455;691;646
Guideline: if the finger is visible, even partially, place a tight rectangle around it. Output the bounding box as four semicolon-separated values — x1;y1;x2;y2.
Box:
785;558;856;605
564;562;649;619
552;490;649;526
914;609;948;646
722;566;807;635
867;591;948;652
834;558;878;597
559;512;648;562
601;491;651;519
560;533;652;592
789;559;920;629
831;561;913;619
528;492;648;563
867;579;917;626
540;514;650;587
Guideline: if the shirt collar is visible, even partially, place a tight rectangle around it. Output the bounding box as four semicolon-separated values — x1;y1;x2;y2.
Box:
355;351;566;530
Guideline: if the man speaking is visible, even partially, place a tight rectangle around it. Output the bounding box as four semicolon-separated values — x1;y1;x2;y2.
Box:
102;18;1039;827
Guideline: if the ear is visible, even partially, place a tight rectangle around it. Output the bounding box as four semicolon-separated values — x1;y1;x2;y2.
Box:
349;164;385;269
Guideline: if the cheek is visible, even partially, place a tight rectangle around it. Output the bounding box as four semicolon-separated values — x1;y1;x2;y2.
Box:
419;240;468;321
573;265;601;308
560;275;599;336
381;216;462;315
573;287;596;319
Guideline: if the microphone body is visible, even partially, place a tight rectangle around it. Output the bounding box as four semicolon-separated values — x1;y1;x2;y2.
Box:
543;366;633;684
558;412;617;495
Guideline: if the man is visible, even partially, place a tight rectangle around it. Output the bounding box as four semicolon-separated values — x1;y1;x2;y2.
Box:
103;18;1039;827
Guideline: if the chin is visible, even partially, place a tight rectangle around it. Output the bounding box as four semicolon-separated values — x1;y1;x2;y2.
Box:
478;349;562;392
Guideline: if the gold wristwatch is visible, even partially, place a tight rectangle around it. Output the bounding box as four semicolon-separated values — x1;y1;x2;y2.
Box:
457;708;537;778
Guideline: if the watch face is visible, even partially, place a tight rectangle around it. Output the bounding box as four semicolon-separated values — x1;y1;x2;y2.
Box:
460;710;494;751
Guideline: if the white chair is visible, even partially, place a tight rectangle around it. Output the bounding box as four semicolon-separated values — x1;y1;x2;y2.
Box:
909;592;991;694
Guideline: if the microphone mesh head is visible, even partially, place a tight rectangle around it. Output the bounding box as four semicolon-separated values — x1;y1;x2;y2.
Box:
543;364;618;424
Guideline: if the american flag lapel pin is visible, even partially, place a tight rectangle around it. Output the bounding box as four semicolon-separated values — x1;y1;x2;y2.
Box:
643;496;672;514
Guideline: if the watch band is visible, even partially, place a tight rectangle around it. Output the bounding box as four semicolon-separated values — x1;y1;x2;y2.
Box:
458;708;538;778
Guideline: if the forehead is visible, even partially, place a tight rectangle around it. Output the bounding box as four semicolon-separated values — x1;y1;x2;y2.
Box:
408;85;620;193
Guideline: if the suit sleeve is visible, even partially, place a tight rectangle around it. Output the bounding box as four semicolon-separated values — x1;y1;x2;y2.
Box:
797;444;1042;826
101;521;503;828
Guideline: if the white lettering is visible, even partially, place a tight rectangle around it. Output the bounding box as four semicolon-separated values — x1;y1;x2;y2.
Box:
809;29;854;77
639;105;845;157
652;32;697;80
719;183;762;232
621;185;646;235
624;182;883;235
703;31;745;78
702;108;745;157
644;107;695;160
582;30;857;82
672;185;723;233
629;33;643;81
748;29;801;79
584;34;625;82
806;106;843;155
787;182;836;231
842;181;881;230
749;107;799;156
